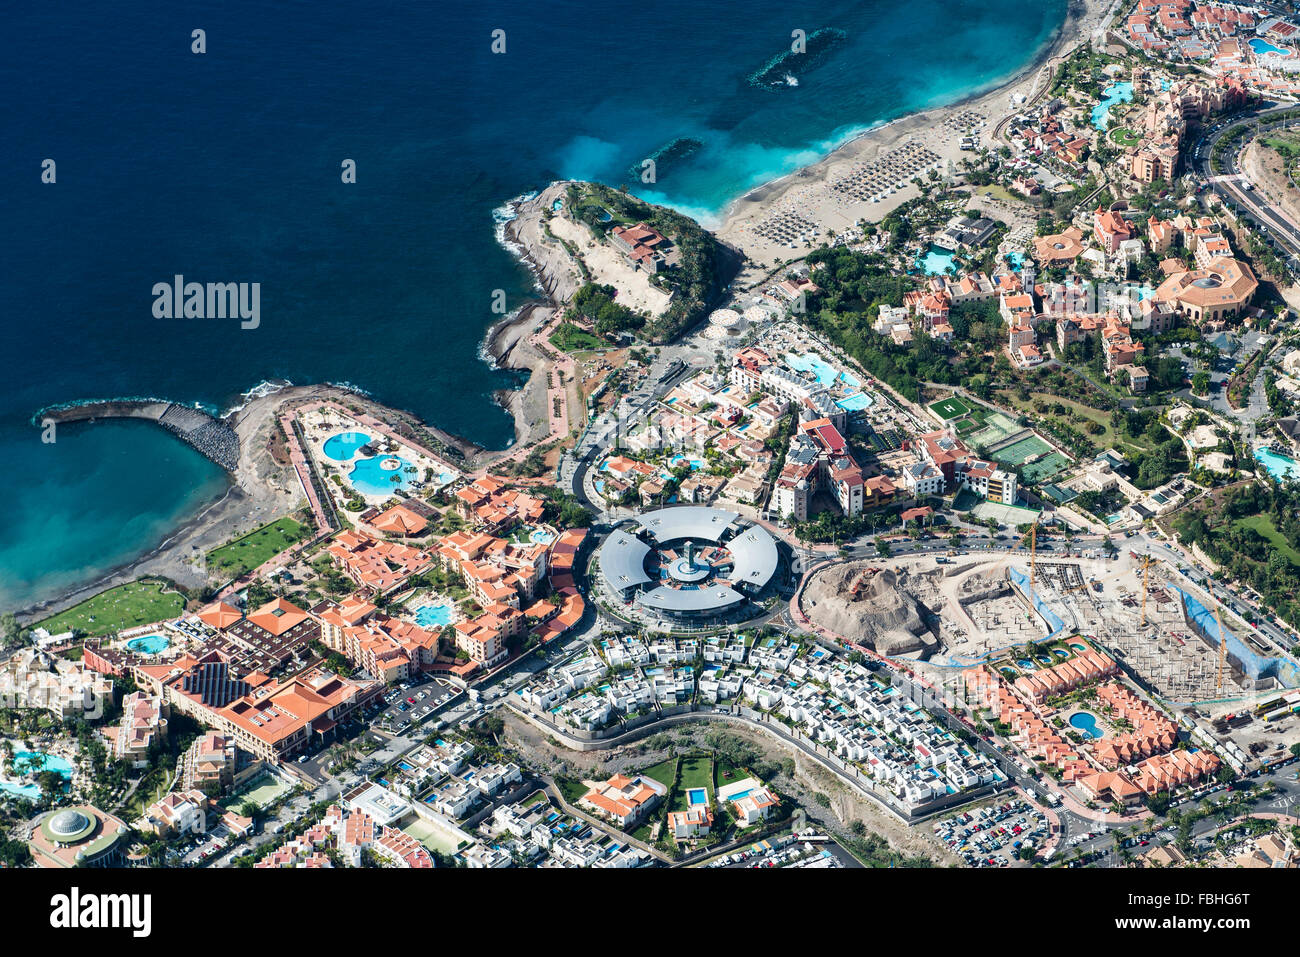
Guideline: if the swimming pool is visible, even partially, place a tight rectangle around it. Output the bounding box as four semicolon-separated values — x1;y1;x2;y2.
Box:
15;751;74;778
837;392;874;412
784;352;843;388
1251;37;1291;57
323;431;372;461
349;455;415;495
726;788;753;803
668;454;706;472
414;604;454;628
1069;712;1103;740
528;527;557;545
2;750;74;798
686;787;708;806
917;244;958;275
1256;447;1300;482
126;634;170;656
1091;81;1133;130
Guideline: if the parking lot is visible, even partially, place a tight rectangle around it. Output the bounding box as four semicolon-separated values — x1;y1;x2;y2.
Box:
933;798;1049;868
373;676;462;734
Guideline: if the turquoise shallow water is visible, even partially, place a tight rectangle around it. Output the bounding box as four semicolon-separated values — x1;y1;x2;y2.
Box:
0;419;228;610
0;0;1066;611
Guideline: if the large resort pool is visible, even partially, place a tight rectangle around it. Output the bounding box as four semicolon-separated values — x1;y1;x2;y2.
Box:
323;431;372;461
1069;712;1103;740
349;454;417;495
0;750;74;800
413;603;455;629
1091;81;1133;130
917;244;958;276
1256;446;1300;482
1250;37;1292;58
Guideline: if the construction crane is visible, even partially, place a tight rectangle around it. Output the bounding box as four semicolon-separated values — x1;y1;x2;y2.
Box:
1029;523;1037;594
1215;604;1228;694
1139;555;1154;627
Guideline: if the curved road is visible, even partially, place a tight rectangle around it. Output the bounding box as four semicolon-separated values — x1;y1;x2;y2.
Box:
1195;100;1300;268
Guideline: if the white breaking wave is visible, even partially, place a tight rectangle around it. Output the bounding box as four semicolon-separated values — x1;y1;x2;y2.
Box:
222;379;292;416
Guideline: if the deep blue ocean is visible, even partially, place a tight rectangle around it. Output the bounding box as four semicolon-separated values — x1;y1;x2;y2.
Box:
1;0;1066;609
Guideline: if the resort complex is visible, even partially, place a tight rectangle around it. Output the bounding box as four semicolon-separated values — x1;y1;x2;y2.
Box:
11;1;1300;904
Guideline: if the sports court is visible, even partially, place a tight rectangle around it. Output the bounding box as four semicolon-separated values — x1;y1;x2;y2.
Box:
1020;451;1071;483
967;413;1021;447
222;772;291;810
991;434;1052;466
971;500;1042;526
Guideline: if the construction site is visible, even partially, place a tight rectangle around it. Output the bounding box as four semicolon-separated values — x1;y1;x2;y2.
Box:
799;533;1293;710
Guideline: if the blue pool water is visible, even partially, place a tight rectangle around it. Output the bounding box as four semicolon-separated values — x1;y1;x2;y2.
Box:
125;634;170;655
1106;513;1123;525
1256;447;1300;482
687;787;708;805
1251;38;1291;57
1091;81;1133;130
727;788;753;803
668;454;706;471
414;604;454;628
837;393;874;412
784;352;843;387
1016;658;1035;670
1069;712;1102;740
2;750;75;799
528;527;557;545
349;455;416;495
1007;251;1025;271
15;752;75;778
918;244;958;275
323;431;372;461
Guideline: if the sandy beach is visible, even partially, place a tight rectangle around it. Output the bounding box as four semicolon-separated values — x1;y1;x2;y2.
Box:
716;0;1116;274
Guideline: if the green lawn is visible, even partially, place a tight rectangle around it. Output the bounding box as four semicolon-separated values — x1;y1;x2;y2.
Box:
1233;514;1300;567
35;579;186;637
1108;126;1140;148
639;757;678;789
549;322;607;353
672;755;714;811
206;516;309;578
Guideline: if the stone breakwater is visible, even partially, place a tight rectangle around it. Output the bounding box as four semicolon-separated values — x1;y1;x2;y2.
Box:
40;400;240;472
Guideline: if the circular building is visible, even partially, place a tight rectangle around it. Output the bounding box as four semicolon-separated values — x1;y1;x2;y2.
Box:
30;804;127;869
597;506;781;624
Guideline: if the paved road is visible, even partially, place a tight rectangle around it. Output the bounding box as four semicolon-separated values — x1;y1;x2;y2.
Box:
1195;101;1300;268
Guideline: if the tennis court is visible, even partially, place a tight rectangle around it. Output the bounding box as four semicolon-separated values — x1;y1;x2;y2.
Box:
929;397;970;421
968;413;1022;447
972;501;1042;526
223;772;291;810
403;816;469;854
992;435;1053;467
1021;452;1071;483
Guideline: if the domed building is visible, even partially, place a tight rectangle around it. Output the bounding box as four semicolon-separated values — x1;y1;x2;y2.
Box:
29;804;127;869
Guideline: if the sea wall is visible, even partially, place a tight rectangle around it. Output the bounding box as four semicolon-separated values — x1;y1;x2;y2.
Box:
40;400;240;472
